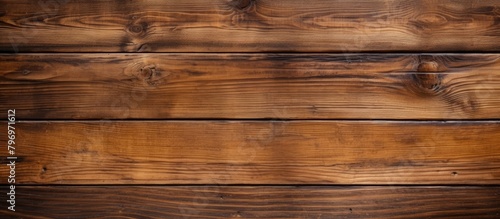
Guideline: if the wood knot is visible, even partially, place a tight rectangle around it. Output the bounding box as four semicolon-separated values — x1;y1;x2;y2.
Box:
137;44;151;52
230;0;254;10
139;64;165;86
140;65;156;79
127;22;147;36
417;61;439;72
129;25;143;33
410;58;446;94
413;73;441;91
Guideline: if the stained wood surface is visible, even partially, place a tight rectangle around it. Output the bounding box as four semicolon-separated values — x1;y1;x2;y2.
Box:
0;186;498;218
1;0;499;217
1;54;499;119
1;121;498;184
1;0;499;52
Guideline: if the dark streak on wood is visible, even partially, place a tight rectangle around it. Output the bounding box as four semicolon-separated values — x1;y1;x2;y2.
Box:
0;186;499;218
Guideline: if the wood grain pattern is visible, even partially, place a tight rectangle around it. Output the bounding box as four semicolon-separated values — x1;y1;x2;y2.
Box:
1;54;499;119
2;121;499;184
0;186;498;218
1;0;498;52
2;0;499;217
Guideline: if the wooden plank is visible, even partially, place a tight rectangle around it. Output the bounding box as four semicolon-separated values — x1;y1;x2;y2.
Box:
1;54;499;119
0;186;498;218
1;121;499;184
1;0;498;52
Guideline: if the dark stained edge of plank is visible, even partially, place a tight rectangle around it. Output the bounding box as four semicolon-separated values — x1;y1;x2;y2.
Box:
0;186;499;218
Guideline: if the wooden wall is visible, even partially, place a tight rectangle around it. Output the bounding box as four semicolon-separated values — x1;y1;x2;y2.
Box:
0;0;499;218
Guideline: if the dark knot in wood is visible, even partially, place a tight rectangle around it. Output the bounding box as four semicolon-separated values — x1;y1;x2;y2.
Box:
137;44;151;52
417;61;439;72
415;61;442;90
127;22;147;36
408;60;444;96
231;0;255;10
138;64;165;86
129;24;143;33
413;73;441;91
140;65;156;79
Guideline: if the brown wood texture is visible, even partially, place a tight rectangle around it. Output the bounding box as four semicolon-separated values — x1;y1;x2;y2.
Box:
1;0;499;52
1;54;499;119
0;186;499;218
1;0;499;217
1;121;498;184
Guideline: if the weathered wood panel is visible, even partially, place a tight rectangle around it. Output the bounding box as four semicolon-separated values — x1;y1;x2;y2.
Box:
1;0;498;218
1;54;499;119
1;0;499;52
0;186;498;218
2;121;499;184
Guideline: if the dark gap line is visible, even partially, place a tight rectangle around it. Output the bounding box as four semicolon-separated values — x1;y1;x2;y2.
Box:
2;184;500;187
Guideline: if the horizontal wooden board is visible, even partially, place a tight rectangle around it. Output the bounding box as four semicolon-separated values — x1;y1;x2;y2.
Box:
1;0;499;52
1;54;499;119
0;186;498;218
1;121;499;184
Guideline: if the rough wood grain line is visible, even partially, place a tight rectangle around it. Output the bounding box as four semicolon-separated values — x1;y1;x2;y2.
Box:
1;54;499;119
1;0;498;52
1;121;499;184
0;186;499;218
